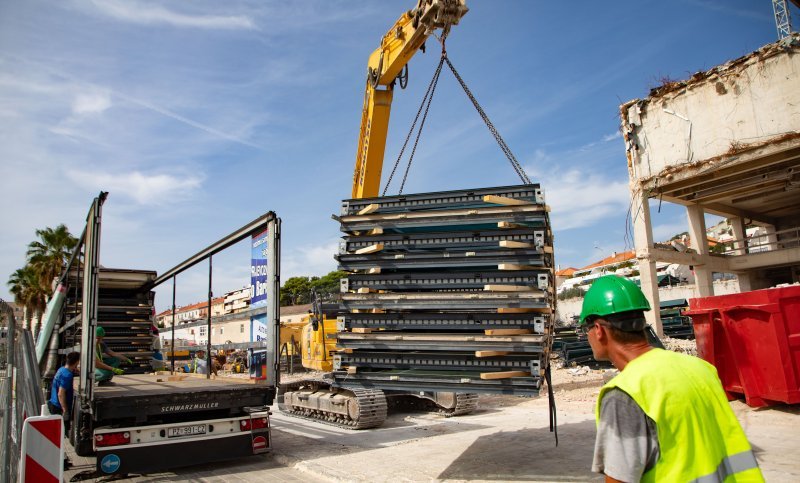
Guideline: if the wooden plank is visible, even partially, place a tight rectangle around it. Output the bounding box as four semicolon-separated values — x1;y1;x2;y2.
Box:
484;284;536;292
357;287;374;294
497;221;526;229
484;329;532;336
367;267;382;274
475;350;511;357
480;371;529;380
337;348;354;354
347;366;358;374
483;195;532;206
365;228;384;235
497;307;553;314
498;263;537;270
355;243;384;254
357;204;380;215
499;240;534;249
350;327;374;334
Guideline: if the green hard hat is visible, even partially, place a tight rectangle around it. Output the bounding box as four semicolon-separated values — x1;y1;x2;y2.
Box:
96;326;106;337
579;275;651;325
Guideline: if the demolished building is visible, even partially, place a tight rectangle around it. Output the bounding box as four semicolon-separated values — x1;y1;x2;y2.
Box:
621;34;800;335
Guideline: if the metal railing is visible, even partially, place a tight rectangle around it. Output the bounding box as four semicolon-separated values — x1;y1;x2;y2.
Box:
1;299;46;483
720;226;800;256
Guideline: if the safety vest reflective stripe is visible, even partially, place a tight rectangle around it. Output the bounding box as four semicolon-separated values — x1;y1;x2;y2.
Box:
690;450;759;483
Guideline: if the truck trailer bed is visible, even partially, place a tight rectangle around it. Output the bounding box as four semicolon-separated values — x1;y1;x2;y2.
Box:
91;374;275;424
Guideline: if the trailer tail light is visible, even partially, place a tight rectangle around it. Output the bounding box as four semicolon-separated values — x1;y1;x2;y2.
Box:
95;431;131;447
239;417;268;431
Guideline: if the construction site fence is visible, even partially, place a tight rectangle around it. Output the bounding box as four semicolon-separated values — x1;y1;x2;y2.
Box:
1;299;46;483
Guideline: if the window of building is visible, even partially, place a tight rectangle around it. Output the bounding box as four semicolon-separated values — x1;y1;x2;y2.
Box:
220;327;224;335
199;327;206;337
240;324;245;333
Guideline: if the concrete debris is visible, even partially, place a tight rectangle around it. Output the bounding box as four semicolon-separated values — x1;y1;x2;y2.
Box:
662;336;698;356
568;366;590;376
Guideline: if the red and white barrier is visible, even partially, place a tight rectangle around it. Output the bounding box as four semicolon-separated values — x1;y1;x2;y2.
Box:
19;415;64;483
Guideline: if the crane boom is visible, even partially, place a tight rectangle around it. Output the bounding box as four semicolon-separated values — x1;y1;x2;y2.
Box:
351;0;468;199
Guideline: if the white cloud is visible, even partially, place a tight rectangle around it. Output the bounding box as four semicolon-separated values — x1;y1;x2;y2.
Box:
652;222;688;242
602;131;621;142
87;0;256;30
65;170;204;205
281;240;340;280
535;165;631;231
72;91;111;115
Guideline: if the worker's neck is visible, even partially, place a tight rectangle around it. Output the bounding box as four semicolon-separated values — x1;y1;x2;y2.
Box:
608;341;652;371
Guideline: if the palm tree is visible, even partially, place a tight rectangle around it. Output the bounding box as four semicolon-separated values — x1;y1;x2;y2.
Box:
8;266;46;331
26;224;78;292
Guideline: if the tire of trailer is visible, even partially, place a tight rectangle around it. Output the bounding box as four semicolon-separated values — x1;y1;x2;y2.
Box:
71;407;95;456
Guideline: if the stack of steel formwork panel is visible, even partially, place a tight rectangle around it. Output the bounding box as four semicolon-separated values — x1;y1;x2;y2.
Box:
61;269;156;374
332;185;555;396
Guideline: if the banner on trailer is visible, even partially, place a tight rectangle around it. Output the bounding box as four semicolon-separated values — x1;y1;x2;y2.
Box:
251;313;268;342
250;228;269;308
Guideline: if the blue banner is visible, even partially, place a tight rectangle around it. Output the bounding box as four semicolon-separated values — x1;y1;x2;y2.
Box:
251;313;268;342
250;228;269;308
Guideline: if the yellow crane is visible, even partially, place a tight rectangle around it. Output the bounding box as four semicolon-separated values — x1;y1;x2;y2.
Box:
279;0;474;429
352;0;468;199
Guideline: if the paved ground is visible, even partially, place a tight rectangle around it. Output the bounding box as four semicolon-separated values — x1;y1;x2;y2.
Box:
63;372;800;482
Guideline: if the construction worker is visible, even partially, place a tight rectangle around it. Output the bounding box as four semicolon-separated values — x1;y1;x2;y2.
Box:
48;351;80;431
190;348;217;375
95;326;131;384
579;275;763;482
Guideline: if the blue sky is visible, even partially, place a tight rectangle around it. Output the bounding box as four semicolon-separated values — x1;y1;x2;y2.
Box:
0;0;793;311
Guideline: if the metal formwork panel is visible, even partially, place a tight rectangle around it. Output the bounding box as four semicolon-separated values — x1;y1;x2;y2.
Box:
339;313;548;332
336;249;550;271
342;271;550;292
337;333;547;352
340;229;546;254
334;352;542;372
340;291;551;311
341;184;545;216
339;205;549;233
331;370;542;396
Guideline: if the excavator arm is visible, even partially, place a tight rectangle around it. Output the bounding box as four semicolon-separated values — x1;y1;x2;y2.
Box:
351;0;468;199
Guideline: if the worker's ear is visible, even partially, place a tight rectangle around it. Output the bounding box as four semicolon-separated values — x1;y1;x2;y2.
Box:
594;321;610;344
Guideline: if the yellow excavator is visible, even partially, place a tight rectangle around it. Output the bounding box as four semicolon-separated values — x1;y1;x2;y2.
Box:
278;0;478;429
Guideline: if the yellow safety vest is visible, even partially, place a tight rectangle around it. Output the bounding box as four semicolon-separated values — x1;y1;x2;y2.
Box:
596;348;764;482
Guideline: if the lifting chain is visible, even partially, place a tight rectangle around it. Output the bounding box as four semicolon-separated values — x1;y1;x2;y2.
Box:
443;55;531;185
382;40;532;196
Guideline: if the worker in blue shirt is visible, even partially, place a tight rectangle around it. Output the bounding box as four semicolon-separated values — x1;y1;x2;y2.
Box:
48;351;80;432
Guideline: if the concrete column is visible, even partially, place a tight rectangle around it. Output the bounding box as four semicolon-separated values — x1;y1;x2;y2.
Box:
737;274;753;292
631;185;662;337
686;204;714;298
765;224;778;251
730;217;747;256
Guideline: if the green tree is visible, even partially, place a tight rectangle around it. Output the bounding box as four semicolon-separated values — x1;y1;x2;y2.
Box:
8;266;47;331
8;224;77;335
310;271;346;301
281;276;313;306
26;224;78;291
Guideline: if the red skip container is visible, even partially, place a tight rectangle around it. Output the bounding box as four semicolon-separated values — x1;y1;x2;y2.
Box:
686;285;800;407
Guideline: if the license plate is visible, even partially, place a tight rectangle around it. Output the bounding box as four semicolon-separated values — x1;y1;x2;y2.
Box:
167;424;207;438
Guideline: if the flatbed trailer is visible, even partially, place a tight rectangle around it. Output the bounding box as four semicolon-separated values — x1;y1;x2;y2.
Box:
55;193;280;477
89;374;274;475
